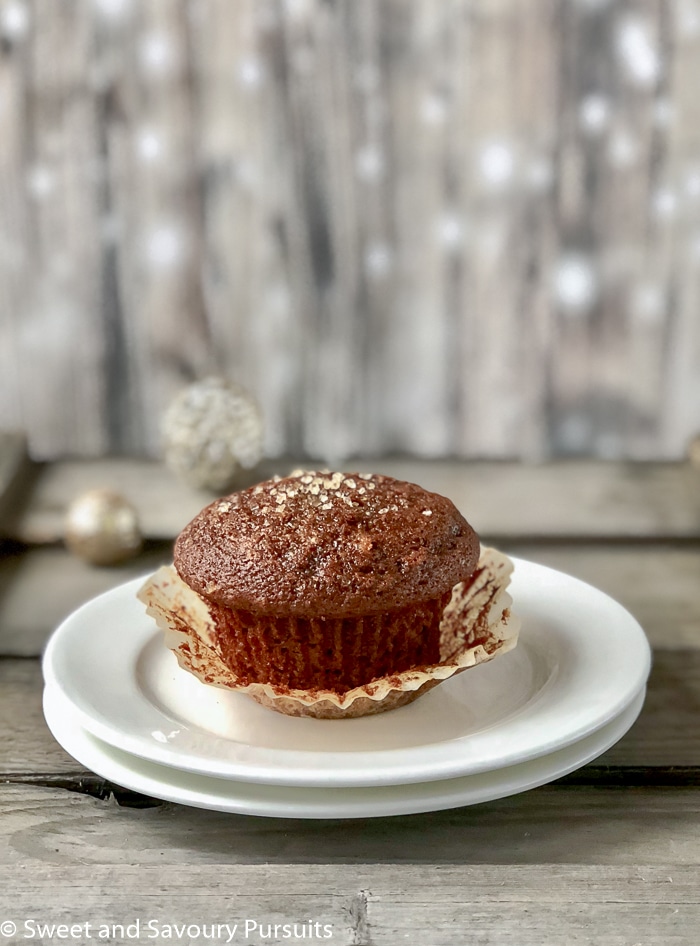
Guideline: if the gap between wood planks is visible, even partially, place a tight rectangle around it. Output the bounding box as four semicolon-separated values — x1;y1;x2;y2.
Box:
4;765;700;812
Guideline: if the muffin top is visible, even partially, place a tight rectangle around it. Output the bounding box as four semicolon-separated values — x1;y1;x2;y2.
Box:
174;471;480;617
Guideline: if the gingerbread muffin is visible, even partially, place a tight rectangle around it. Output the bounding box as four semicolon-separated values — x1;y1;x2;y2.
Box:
172;471;480;693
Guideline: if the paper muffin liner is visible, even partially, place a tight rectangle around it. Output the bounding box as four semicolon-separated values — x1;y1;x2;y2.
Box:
137;547;520;719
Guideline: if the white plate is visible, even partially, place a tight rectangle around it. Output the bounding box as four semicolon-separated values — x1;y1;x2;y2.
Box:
43;685;646;819
42;558;651;787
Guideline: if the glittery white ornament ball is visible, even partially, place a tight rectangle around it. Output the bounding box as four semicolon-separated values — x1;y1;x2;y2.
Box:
65;489;142;566
162;377;264;491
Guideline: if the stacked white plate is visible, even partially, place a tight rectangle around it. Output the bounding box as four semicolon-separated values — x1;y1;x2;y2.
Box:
42;558;651;819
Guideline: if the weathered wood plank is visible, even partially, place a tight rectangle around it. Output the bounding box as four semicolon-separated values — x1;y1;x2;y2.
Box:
0;545;172;657
0;432;30;531
446;0;561;459
2;649;700;775
2;783;700;869
1;541;698;656
601;648;700;765
660;4;700;456
0;28;28;439
98;0;214;453
0;2;699;465
0;661;81;774
368;881;700;946
0;458;277;544
0;860;697;946
0;859;697;945
550;1;682;461
3;5;107;457
509;544;700;650
4;458;700;544
190;0;316;457
0;433;27;499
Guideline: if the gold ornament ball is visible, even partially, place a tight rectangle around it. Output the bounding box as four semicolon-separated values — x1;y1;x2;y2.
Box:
64;489;143;566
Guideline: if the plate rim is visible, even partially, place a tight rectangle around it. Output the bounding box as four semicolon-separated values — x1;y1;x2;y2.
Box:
42;558;652;788
42;684;647;819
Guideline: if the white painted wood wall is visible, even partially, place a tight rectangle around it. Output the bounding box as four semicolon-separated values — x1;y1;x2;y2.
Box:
0;0;698;461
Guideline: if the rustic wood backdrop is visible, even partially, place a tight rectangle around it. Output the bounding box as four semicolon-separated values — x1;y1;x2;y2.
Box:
0;0;699;462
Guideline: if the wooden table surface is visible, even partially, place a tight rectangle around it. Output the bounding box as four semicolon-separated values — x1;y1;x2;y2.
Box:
1;440;700;945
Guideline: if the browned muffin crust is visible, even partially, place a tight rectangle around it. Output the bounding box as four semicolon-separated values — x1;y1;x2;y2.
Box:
174;471;480;617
